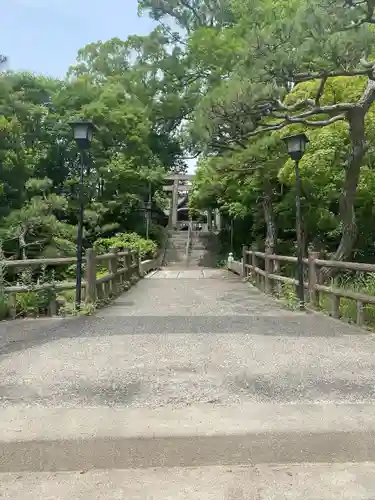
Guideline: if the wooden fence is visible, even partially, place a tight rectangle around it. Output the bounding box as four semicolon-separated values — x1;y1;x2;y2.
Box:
228;247;375;326
1;248;161;318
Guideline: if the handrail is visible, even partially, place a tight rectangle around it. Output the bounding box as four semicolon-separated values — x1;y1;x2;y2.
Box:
1;246;158;319
228;245;375;327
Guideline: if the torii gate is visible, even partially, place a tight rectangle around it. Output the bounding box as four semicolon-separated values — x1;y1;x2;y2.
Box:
163;174;193;228
163;173;221;230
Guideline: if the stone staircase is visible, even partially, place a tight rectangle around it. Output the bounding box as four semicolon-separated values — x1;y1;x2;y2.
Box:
188;231;219;268
163;231;190;267
164;229;219;269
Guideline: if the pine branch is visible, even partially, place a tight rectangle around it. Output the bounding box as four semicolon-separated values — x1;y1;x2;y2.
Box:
271;102;353;119
247;114;346;137
275;99;316;112
294;67;372;83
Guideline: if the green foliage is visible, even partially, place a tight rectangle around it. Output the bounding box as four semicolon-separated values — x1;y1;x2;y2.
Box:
93;232;158;259
176;0;375;264
0;26;191;268
15;291;45;317
58;300;97;317
0;30;191;318
279;284;299;311
317;273;375;327
138;0;233;32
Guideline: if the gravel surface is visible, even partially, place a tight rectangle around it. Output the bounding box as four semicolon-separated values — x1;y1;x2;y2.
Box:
0;269;374;409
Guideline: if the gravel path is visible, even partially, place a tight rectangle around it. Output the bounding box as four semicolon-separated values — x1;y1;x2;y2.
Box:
0;268;374;409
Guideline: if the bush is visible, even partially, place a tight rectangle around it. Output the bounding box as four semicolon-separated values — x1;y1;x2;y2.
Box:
148;223;166;246
16;290;46;317
94;232;158;259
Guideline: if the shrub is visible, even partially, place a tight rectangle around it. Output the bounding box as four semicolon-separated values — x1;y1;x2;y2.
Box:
94;232;157;259
16;291;45;317
15;264;55;318
148;223;166;245
319;272;375;327
0;242;9;320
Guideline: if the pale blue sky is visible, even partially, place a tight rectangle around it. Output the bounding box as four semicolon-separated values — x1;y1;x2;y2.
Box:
0;0;157;77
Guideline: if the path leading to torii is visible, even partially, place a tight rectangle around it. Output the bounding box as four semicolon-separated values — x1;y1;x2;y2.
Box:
1;268;375;497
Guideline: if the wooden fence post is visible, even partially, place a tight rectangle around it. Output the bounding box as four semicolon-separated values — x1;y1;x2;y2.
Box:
136;251;142;277
109;248;118;296
85;248;97;303
125;249;132;281
130;251;136;278
118;247;124;286
308;251;320;308
48;289;57;316
273;258;282;296
241;246;248;278
331;294;340;318
8;293;16;319
264;248;272;294
356;300;364;326
251;245;258;285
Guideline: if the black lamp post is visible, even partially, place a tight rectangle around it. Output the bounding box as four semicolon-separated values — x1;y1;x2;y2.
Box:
70;120;97;308
146;182;152;240
282;133;309;310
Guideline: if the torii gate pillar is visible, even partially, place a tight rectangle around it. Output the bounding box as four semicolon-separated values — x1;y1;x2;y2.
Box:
171;178;179;228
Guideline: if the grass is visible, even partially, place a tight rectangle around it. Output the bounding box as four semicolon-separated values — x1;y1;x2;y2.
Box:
278;283;300;310
250;267;375;329
317;272;375;327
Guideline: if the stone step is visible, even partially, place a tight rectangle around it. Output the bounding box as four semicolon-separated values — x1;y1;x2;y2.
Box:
1;404;375;473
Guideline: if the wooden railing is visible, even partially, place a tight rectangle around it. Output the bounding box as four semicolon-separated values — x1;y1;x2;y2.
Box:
228;247;375;326
2;248;161;318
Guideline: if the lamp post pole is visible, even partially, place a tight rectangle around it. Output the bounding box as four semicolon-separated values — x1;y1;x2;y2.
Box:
70;120;97;309
294;158;304;310
146;182;151;240
282;133;309;311
230;217;234;254
75;149;85;307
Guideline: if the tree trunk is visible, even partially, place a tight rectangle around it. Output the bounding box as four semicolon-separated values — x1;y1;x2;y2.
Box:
329;78;375;262
19;230;27;260
331;110;365;262
262;180;277;254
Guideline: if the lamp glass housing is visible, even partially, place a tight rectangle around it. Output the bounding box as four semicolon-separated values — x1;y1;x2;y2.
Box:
70;121;96;149
283;133;309;161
